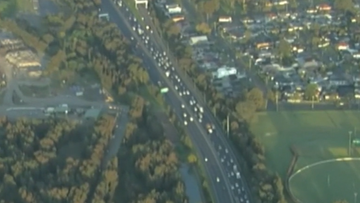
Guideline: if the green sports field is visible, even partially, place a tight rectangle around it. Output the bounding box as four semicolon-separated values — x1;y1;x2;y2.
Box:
289;159;360;203
250;110;360;202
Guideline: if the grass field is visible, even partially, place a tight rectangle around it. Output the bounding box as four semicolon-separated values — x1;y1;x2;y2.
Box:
289;160;360;203
250;110;360;202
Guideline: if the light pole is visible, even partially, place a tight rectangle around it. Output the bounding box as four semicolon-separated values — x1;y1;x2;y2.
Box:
354;192;357;203
311;95;314;109
349;131;353;156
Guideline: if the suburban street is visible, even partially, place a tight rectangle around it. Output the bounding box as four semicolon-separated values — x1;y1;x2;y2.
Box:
100;1;251;202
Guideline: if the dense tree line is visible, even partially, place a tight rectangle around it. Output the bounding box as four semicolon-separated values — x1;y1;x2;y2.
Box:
0;0;149;99
150;3;286;203
0;0;189;202
114;96;188;203
0;115;116;202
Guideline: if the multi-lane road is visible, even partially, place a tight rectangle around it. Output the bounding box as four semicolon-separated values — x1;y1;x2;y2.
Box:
101;1;251;203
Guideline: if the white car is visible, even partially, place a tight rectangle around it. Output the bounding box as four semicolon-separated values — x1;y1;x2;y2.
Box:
183;113;187;118
230;159;233;163
190;117;193;121
205;158;208;162
225;149;228;153
181;104;185;108
216;177;220;182
179;92;182;96
175;86;178;90
186;91;190;95
184;121;188;126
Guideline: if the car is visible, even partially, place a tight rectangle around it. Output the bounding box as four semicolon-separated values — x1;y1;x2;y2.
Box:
205;158;208;162
186;91;190;95
175;86;178;90
181;104;185;108
225;149;228;153
183;113;187;118
198;118;202;123
184;121;188;126
216;177;220;182
179;92;182;96
230;159;233;163
221;158;224;162
231;186;234;190
190;117;193;121
235;183;239;188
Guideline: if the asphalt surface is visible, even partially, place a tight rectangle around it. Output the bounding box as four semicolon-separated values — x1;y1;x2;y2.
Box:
100;1;251;203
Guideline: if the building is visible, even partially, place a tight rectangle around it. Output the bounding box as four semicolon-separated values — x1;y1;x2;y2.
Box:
0;39;24;50
213;66;237;79
218;16;232;23
5;50;40;68
189;36;208;46
165;4;182;14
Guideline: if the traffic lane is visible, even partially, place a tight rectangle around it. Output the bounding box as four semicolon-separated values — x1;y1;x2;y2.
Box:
187;124;228;203
210;133;243;199
168;97;227;203
207;157;230;202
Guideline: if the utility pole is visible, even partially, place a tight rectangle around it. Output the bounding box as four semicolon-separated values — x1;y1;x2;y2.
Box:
311;95;314;109
226;114;230;138
275;92;279;111
355;127;357;137
248;57;252;70
349;131;353;156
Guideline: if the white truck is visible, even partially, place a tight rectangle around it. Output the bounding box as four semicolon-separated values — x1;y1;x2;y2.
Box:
206;123;213;133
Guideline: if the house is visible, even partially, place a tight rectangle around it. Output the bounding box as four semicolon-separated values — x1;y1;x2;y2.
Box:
171;14;185;22
337;42;349;50
189;36;208;45
218;16;232;23
316;3;331;11
273;0;288;6
328;75;348;87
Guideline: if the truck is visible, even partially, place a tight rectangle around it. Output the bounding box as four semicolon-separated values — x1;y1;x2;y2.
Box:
206;123;213;134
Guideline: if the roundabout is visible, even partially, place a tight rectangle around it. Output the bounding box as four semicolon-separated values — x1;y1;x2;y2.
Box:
288;158;360;203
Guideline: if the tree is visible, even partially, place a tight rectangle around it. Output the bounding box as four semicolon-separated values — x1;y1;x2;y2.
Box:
236;101;256;123
304;83;318;100
276;39;292;62
246;88;264;110
195;23;211;35
187;153;197;164
199;0;219;20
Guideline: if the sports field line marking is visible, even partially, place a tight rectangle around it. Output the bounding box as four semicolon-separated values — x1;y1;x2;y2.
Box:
288;157;360;203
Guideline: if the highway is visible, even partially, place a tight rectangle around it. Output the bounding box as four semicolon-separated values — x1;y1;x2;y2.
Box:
100;1;251;203
137;3;251;203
